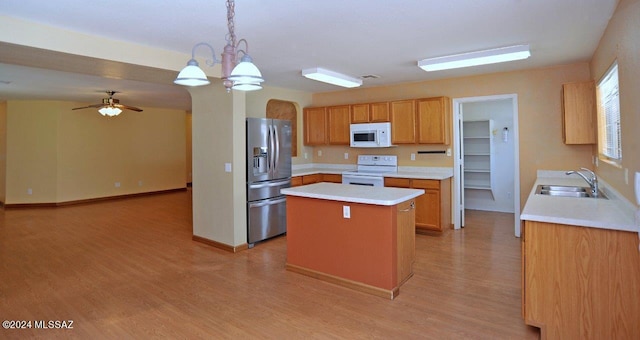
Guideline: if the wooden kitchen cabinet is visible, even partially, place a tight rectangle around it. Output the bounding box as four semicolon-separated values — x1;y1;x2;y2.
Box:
390;100;416;144
291;174;342;186
301;174;322;185
291;176;303;187
411;178;450;232
522;221;640;339
416;97;450;145
303;107;327;145
321;174;342;183
327;105;350;145
384;177;451;232
562;81;596;144
351;102;390;123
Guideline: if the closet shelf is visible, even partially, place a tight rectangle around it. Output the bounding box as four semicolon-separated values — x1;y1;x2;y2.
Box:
463;119;494;198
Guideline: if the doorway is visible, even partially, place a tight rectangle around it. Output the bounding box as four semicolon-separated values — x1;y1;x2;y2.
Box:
452;94;521;237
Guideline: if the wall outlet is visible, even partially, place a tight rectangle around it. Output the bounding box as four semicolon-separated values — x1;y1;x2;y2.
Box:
344;152;349;160
27;188;32;195
635;172;640;205
115;182;121;188
224;163;232;172
304;152;308;159
624;168;629;185
138;180;143;187
343;205;351;219
411;153;416;161
318;150;322;157
446;148;452;156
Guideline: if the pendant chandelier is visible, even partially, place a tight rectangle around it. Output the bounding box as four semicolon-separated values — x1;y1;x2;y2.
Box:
174;0;264;91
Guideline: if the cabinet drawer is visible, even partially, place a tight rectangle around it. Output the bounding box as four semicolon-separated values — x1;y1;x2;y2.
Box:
322;174;342;183
411;179;439;190
384;177;411;188
291;176;303;187
302;174;322;184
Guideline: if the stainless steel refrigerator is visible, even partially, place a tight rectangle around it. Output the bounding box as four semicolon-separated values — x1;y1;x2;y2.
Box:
246;118;292;247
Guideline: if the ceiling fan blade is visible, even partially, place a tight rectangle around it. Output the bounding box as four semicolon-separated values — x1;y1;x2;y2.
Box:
115;104;143;112
72;103;104;110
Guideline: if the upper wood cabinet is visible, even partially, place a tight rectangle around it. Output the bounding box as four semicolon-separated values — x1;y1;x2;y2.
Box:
390;100;416;144
327;105;350;145
303;107;327;145
350;104;370;123
351;102;390;123
304;96;450;146
562;81;596;144
417;97;450;145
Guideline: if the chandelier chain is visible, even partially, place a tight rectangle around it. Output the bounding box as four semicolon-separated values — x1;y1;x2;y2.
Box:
226;0;237;48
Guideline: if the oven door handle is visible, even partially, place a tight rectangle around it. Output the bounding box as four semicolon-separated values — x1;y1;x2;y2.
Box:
343;174;385;180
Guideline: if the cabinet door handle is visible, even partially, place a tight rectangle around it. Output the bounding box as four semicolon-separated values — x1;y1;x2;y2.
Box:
400;201;415;212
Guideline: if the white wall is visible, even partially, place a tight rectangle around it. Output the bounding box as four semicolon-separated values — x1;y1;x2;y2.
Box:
463;99;515;213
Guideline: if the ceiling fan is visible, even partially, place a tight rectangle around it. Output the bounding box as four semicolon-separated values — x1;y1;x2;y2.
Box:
72;91;143;117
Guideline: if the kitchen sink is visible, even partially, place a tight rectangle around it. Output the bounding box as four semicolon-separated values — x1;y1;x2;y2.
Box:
535;185;607;199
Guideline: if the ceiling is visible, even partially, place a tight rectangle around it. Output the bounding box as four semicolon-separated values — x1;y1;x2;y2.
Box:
0;0;618;111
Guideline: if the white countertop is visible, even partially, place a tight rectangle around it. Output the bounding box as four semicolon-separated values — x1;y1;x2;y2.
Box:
281;182;425;206
291;163;453;180
521;174;637;233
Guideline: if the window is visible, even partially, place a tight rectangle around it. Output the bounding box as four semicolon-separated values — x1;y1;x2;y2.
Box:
596;62;621;163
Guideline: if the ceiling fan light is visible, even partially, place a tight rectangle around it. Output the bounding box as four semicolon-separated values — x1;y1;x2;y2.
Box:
98;106;122;117
174;59;211;86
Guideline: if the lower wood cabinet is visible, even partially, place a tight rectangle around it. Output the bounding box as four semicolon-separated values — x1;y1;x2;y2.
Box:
384;177;451;232
522;221;640;339
291;174;342;187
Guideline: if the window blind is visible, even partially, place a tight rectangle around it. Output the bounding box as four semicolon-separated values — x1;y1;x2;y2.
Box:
597;63;621;161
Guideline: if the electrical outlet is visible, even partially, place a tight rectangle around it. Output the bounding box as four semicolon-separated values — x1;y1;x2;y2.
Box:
304;152;308;159
318;150;322;157
138;180;143;187
225;163;232;172
446;148;452;156
624;168;629;185
115;182;121;188
27;188;32;195
411;153;416;161
635;172;640;205
343;205;350;219
344;152;349;160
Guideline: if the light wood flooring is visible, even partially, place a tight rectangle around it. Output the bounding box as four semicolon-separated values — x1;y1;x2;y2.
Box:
0;190;539;339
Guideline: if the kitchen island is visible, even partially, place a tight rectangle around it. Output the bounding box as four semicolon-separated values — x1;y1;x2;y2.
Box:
281;183;424;299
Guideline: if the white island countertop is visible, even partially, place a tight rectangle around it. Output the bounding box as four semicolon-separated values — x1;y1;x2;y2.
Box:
291;164;453;180
521;175;637;233
281;182;425;206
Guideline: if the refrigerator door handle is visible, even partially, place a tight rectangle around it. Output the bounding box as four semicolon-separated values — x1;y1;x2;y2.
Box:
248;178;291;189
270;125;276;174
266;126;272;172
274;125;280;172
248;197;287;208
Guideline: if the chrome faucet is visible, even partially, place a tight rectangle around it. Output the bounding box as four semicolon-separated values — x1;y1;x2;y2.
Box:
566;167;599;197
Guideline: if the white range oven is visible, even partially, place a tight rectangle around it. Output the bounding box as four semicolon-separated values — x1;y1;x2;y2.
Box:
342;155;398;187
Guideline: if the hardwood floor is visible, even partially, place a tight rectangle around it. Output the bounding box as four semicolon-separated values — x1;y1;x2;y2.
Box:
0;192;539;339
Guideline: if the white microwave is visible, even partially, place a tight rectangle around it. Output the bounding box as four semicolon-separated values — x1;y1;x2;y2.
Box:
350;122;393;148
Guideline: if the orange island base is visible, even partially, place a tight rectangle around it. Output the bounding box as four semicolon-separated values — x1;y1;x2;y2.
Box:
281;183;425;299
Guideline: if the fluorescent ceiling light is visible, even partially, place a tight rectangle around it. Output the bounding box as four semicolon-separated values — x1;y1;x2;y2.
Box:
418;45;531;72
302;68;362;88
